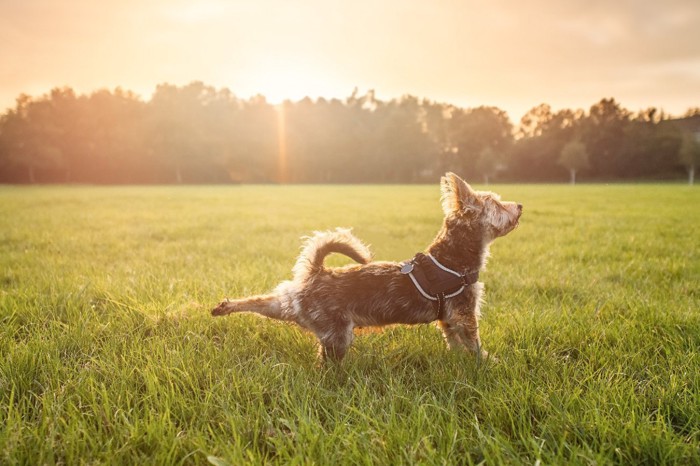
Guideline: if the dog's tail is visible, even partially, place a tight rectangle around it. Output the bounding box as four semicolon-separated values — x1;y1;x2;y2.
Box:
292;228;372;282
211;294;286;319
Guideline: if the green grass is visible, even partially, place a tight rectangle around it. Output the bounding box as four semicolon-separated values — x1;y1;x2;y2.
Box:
1;184;699;465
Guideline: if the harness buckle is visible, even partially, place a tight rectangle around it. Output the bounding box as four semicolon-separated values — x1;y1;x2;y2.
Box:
400;262;414;274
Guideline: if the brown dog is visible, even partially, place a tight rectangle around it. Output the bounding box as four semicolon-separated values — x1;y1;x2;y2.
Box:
212;173;522;362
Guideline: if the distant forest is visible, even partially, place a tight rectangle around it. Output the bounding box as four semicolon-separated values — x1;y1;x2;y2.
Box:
1;82;699;184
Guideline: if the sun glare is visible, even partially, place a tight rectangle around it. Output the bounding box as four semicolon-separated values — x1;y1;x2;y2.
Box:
276;104;288;183
254;62;333;104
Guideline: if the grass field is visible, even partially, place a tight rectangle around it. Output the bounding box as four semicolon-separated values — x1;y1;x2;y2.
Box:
1;183;699;465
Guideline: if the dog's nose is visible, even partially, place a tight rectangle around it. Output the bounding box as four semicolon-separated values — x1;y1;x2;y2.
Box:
517;203;523;212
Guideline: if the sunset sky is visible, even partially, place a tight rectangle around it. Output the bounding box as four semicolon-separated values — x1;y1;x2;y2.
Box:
2;0;699;120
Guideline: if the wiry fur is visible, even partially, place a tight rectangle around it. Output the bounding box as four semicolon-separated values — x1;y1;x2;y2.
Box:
212;173;522;362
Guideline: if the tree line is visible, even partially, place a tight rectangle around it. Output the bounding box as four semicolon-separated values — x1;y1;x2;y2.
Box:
1;82;698;184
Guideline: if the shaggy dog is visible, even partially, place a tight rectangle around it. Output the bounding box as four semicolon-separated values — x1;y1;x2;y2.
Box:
212;173;522;362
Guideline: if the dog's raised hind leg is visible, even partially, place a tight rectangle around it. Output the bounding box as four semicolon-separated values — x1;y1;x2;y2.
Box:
211;294;285;320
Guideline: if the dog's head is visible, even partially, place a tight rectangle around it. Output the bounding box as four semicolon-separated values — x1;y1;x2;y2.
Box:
440;172;522;241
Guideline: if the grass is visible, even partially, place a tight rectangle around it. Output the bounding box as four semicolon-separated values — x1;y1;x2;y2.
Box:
0;183;699;465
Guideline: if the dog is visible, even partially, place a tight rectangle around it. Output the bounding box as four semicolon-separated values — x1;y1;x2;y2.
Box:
212;173;522;362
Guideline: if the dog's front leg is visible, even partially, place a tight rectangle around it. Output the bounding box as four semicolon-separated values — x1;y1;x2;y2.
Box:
316;325;354;363
457;320;489;360
437;321;463;350
441;312;490;360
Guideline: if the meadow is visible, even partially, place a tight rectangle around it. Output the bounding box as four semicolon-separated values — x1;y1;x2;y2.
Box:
0;183;699;465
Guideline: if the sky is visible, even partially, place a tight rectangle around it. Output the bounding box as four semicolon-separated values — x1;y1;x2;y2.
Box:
2;0;699;121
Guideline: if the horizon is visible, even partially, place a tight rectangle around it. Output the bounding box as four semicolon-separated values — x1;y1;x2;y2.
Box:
5;82;698;123
2;82;698;123
2;0;699;120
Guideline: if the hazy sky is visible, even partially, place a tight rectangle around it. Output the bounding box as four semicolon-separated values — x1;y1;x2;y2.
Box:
2;0;699;120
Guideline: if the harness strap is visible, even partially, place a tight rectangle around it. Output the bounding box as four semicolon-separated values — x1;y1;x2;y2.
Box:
436;292;446;320
400;253;479;320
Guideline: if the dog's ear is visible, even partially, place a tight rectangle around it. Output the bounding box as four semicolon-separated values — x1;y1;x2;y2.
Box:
441;172;480;215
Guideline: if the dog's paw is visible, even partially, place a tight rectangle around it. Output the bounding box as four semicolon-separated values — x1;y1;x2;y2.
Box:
211;301;230;316
479;350;498;364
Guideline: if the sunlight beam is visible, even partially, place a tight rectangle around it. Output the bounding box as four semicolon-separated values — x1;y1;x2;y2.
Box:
276;104;288;183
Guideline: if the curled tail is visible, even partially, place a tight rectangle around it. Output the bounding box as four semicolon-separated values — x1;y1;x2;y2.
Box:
292;228;372;282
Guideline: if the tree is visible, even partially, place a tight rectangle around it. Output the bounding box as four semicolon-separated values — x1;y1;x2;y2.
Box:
518;103;553;138
1;85;696;184
580;98;630;178
71;88;149;183
511;106;584;181
476;146;500;184
619;119;681;180
447;106;513;179
558;139;589;184
371;95;436;182
678;131;700;185
147;82;236;183
0;95;64;183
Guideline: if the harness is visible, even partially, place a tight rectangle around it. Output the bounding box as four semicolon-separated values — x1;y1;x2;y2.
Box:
400;253;479;320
